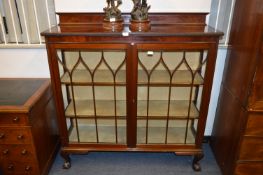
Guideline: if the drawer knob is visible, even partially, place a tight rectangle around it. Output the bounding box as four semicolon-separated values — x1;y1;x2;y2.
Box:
0;133;5;139
13;116;20;123
21;149;28;155
17;135;24;140
3;149;9;155
25;165;32;171
7;164;14;171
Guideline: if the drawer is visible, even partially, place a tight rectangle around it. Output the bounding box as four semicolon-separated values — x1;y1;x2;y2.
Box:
1;161;39;175
0;113;28;126
239;137;263;161
0;128;32;144
245;113;263;136
0;144;36;162
235;162;263;175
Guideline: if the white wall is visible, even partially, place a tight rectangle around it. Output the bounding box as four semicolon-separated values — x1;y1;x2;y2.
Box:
0;0;226;136
0;48;50;78
55;0;211;12
205;48;227;135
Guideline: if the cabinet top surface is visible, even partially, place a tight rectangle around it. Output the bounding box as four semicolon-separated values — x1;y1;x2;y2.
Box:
41;13;223;37
42;25;222;37
0;79;49;108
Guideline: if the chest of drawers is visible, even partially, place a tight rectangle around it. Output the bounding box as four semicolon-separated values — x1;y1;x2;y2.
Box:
210;0;263;174
0;79;59;175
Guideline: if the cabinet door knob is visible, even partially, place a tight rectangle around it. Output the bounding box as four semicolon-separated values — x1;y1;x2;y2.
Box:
0;133;5;139
13;116;20;123
21;149;28;155
25;165;32;171
7;164;14;171
17;135;24;140
3;149;9;155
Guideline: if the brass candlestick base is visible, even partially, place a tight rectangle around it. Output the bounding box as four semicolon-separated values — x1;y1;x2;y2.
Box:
129;19;150;32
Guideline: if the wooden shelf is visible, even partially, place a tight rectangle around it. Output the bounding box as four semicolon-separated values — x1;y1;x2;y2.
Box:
138;70;204;86
69;125;126;144
65;100;126;117
68;124;195;144
65;100;199;119
137;126;195;144
137;100;199;119
60;69;126;86
60;69;203;86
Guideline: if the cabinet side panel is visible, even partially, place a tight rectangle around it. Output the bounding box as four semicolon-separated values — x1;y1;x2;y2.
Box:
210;86;247;175
223;0;263;106
29;84;59;174
248;44;263;110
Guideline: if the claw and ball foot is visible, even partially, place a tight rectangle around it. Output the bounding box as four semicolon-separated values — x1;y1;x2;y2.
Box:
61;151;71;169
192;153;204;171
63;161;71;169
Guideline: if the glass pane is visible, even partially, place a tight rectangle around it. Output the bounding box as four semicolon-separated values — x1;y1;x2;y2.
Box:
137;49;207;145
69;119;97;143
56;49;127;144
167;120;196;144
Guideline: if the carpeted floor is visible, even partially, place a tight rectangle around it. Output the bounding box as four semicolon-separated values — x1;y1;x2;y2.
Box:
49;144;221;175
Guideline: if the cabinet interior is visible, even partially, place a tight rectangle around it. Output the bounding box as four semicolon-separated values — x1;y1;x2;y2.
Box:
56;48;207;145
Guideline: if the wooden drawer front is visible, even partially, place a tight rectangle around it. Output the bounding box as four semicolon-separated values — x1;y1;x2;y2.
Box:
0;113;28;126
0;144;36;162
235;162;263;175
0;128;32;144
245;113;263;136
239;137;263;160
1;161;39;175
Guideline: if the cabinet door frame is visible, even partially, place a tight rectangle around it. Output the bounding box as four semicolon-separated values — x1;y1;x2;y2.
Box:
47;43;132;148
131;42;219;149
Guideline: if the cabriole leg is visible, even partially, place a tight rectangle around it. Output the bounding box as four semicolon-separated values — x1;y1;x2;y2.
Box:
192;153;204;171
61;151;71;169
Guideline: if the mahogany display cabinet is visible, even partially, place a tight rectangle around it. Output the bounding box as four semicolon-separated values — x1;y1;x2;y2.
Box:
41;13;223;171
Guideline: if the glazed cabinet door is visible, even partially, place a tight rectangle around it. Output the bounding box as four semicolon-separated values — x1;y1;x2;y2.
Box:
49;44;131;146
134;43;216;147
